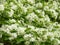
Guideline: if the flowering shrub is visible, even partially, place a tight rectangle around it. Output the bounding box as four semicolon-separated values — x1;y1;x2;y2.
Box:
0;0;60;45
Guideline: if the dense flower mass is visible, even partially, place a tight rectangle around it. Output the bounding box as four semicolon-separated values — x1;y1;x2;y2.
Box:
0;0;60;45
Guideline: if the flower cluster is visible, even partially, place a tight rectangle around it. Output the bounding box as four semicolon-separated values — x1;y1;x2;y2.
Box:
0;0;60;45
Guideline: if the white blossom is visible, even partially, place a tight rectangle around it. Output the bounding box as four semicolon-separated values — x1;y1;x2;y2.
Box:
11;33;17;38
10;2;17;10
44;15;50;22
27;0;35;4
44;6;49;11
9;19;16;23
36;3;43;8
24;34;33;40
26;12;38;21
25;41;30;45
8;9;14;17
22;6;27;14
9;33;17;40
30;37;36;42
8;24;18;30
17;27;26;35
28;25;35;30
58;40;60;44
11;5;17;10
0;0;60;45
0;4;4;11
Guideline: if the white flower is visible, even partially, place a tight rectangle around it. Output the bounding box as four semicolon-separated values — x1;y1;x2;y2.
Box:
44;15;50;22
26;12;38;21
54;31;60;38
0;4;4;11
43;35;47;40
24;34;33;40
41;11;45;17
57;24;60;28
9;33;17;40
35;10;41;14
8;9;14;17
52;1;58;9
28;25;35;30
17;27;26;35
25;41;30;45
58;40;60;44
50;37;54;41
30;37;36;42
49;9;58;19
0;25;10;33
11;5;17;10
36;3;43;8
35;10;45;17
44;6;49;11
37;37;42;42
11;33;17;38
9;37;14;40
35;28;40;32
53;39;59;45
9;19;16;23
35;28;47;35
10;2;14;5
27;6;34;13
6;28;10;33
47;32;54;39
47;32;53;36
27;0;35;4
22;7;27;14
8;24;17;30
10;2;17;10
